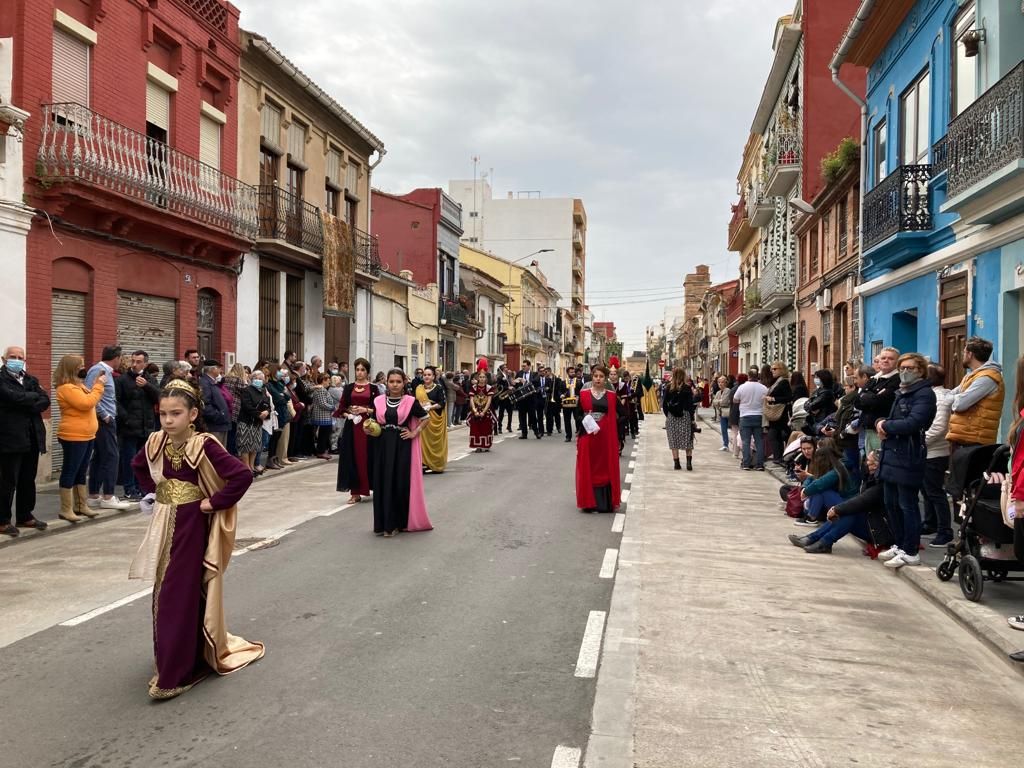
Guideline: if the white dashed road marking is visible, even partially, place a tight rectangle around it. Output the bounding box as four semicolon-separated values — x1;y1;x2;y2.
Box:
599;548;619;579
574;610;607;678
620;489;630;505
60;588;153;627
623;473;634;485
611;513;625;533
550;745;582;767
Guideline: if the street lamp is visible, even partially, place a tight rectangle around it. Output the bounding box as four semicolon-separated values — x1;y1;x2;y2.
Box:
505;248;553;344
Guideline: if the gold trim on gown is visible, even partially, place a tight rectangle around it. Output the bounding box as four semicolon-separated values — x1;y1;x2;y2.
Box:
415;383;448;472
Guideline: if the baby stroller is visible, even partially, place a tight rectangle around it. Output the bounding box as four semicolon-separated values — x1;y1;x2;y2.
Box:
936;443;1024;601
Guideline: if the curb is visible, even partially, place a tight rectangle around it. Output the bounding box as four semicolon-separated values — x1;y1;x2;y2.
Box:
0;456;328;551
696;409;1024;673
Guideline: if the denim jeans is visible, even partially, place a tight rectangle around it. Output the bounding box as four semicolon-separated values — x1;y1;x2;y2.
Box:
921;455;952;537
806;513;872;546
884;480;922;555
118;435;143;496
805;489;845;521
719;416;729;448
87;420;119;495
58;438;93;490
739;415;764;469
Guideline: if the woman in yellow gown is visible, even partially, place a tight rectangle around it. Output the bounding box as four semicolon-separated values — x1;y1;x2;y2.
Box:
415;365;448;473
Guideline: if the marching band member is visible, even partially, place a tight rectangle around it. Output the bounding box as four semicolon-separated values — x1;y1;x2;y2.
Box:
415;365;448;474
573;365;621;513
540;366;561;436
515;360;542;440
468;371;496;452
495;364;514;434
558;367;583;442
608;365;629;455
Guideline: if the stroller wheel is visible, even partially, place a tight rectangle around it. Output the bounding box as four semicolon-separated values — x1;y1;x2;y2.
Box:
936;559;956;582
958;555;984;602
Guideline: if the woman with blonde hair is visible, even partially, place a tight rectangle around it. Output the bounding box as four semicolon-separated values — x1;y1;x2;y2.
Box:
416;366;448;474
54;355;106;522
662;368;696;471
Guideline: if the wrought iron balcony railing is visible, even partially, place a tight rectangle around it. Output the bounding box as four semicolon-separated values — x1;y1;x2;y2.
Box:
352;225;382;276
37;102;257;238
257;185;323;254
931;135;948;176
524;327;543;347
439;298;469;327
862;164;932;250
946;60;1023;198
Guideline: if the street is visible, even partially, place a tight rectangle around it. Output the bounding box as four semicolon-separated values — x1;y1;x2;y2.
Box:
0;428;623;768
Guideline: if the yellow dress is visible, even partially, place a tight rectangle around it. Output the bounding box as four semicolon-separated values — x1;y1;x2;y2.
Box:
642;384;661;414
415;383;448;472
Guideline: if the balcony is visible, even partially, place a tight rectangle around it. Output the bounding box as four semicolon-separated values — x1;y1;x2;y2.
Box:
747;185;774;228
727;197;753;252
439;298;471;329
37;102;257;239
573;230;584;250
524;327;543;348
942;60;1024;225
352;226;382;278
760;259;795;312
257;186;323;256
862;164;932;252
742;282;771;324
763;131;801;197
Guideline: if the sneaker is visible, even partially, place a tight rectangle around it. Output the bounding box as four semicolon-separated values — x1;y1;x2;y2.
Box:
794;517;821;527
878;545;902;561
99;496;133;510
86;496;102;509
884;551;921;568
718;446;729;451
1008;616;1024;631
919;527;937;537
928;533;953;548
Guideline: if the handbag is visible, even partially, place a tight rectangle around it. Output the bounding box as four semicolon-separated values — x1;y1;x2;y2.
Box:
762;380;785;422
784;486;804;518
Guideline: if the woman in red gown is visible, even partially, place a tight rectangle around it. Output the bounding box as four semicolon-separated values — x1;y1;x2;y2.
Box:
467;371;495;452
335;358;375;504
574;365;621;513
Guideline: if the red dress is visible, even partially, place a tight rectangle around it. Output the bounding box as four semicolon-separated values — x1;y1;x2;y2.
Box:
575;388;621;512
335;383;374;496
468;385;495;449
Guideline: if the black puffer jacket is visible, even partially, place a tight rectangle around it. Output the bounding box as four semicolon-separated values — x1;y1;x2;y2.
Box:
0;368;50;454
855;372;900;431
116;371;160;438
662;385;695;418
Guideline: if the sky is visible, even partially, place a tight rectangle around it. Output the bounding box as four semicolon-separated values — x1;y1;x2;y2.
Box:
234;0;793;354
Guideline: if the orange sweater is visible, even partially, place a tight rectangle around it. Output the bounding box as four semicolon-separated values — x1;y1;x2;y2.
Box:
56;380;106;441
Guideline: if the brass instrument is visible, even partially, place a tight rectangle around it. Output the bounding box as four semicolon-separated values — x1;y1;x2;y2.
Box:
561;396;578;409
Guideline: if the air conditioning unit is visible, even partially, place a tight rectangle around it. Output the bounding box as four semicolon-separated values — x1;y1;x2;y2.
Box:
815;289;832;312
223;351;236;369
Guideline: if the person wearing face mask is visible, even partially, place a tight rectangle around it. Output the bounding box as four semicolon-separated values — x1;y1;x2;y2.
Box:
237;370;271;476
801;370;838;438
198;361;230;448
0;346;52;535
266;368;294;469
875;353;937;569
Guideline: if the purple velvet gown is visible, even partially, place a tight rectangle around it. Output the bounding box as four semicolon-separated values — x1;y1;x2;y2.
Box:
132;438;253;698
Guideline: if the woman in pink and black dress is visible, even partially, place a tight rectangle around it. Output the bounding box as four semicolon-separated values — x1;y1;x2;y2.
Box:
369;369;432;537
335;358;375;505
467;371;495;452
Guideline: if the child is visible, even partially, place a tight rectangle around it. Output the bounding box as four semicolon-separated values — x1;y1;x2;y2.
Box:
779;436;816;501
129;379;264;699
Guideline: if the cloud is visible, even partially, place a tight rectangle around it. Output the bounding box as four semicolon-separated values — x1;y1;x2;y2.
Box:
233;0;792;349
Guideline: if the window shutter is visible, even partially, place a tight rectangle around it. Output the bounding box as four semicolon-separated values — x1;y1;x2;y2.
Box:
261;102;281;144
52;28;90;105
146;81;170;131
345;161;359;194
288;121;305;162
199;115;221;169
326;149;341;185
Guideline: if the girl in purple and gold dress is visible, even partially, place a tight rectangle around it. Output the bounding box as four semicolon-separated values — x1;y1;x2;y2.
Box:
130;379;264;700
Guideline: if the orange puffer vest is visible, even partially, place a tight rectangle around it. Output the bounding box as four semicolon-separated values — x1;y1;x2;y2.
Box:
946;367;1004;445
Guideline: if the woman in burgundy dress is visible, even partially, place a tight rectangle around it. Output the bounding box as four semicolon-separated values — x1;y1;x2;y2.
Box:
130;379;264;700
335;358;375;504
573;365;622;513
467;371;495;452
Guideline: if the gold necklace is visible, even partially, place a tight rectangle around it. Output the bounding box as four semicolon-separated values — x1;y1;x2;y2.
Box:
164;439;188;471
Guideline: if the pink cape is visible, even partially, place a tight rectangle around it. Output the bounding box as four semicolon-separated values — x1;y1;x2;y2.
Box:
375;395;433;532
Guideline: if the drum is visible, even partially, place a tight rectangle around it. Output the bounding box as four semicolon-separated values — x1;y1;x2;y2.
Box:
561;396;579;409
509;383;537;405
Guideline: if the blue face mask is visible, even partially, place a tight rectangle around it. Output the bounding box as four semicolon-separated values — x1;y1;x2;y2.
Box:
813;378;822;388
252;379;264;389
5;359;25;375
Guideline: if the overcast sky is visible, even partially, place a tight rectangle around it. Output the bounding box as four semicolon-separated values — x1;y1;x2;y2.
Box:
235;0;793;353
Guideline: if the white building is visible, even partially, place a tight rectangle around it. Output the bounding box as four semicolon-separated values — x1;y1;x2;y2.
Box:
448;179;587;361
0;38;31;349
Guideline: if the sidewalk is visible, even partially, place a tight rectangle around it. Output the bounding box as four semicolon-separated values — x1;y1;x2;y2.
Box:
590;412;1024;768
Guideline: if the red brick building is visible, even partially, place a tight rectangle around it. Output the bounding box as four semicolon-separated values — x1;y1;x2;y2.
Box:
2;0;254;472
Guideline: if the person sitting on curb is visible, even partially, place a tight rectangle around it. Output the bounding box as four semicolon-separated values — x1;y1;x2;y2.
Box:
778;436;815;497
789;450;893;555
793;438;858;528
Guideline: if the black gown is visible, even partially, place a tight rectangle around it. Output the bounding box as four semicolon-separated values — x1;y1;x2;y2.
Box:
370;397;429;534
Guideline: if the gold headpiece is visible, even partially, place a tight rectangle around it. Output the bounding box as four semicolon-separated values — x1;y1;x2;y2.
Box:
163;378;199;399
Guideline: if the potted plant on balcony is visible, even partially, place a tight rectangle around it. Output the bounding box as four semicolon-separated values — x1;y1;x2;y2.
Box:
821;137;859;185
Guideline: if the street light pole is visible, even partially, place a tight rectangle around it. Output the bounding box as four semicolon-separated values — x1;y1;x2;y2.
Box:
505;248;553;345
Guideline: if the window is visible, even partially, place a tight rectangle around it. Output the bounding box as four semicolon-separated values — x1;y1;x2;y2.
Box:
871;340;883;361
873;120;887;185
326;188;339;217
344;198;356;226
809;227;819;276
838;197;848;258
258;268;280;361
146;80;171;139
287;163;304;200
52;28;90;106
199;114;221;170
468;211;479;218
951;3;978;118
326;148;342;217
261;101;282;145
345;161;359;196
259;148;278;187
285;274;304;355
287;119;306;164
900;69;930;165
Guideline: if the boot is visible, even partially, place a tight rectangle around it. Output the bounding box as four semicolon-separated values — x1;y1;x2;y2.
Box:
686;456;693;471
673;458;681;470
75;485;99;518
59;488;84;523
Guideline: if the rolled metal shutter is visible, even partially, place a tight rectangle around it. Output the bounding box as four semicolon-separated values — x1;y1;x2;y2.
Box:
117;292;177;371
146;80;170;131
52;29;90;105
50;291;87;476
199;115;221;169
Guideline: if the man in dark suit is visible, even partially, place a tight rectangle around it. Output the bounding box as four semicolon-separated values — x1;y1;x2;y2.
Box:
199;360;231;447
515;360;541;439
559;368;584;442
541;367;561;436
0;345;51;536
495;365;514;433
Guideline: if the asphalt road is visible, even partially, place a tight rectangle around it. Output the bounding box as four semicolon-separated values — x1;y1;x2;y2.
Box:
0;428;627;768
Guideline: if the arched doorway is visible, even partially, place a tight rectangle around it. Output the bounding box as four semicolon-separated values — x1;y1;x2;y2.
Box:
197;289;218;361
807;336;819;374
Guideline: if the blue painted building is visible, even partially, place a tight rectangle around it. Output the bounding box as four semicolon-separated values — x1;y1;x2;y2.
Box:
836;0;1024;429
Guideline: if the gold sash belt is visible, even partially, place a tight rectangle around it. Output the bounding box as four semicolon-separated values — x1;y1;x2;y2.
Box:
156;479;206;505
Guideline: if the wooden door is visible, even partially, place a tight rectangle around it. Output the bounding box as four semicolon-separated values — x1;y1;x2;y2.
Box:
941;325;966;389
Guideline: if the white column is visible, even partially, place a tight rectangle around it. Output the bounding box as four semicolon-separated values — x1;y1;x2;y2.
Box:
235;251;260;366
304;269;325;363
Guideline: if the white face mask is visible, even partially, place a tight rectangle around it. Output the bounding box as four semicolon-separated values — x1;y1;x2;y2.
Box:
899;370;921;385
